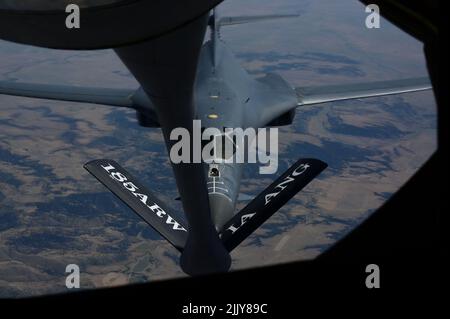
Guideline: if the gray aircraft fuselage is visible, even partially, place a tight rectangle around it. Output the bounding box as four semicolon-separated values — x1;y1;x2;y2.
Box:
196;39;298;230
133;34;298;231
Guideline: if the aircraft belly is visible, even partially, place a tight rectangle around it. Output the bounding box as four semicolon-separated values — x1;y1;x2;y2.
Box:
205;162;244;230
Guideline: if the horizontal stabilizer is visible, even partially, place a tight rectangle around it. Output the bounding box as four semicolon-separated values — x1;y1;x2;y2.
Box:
0;80;136;108
296;77;432;106
220;158;327;251
84;159;188;251
218;14;299;27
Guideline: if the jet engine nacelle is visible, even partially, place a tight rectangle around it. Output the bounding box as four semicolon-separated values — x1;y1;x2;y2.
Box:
266;109;296;127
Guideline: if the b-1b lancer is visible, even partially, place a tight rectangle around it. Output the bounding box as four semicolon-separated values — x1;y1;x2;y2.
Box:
0;1;431;275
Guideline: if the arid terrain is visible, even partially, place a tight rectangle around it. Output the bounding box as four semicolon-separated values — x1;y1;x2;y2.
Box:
0;0;436;297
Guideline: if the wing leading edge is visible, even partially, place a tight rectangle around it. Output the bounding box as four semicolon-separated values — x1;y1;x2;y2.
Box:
218;14;299;27
296;77;432;106
0;80;136;108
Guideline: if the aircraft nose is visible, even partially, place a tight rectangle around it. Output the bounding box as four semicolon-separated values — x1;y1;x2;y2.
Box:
209;194;235;232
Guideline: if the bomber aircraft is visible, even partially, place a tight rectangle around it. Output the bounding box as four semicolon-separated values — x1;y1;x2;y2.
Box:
0;1;431;275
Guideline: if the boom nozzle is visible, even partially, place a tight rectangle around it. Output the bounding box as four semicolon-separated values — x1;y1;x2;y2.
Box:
180;230;231;275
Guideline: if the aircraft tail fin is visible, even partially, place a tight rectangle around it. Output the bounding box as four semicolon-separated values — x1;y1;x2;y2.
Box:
84;159;188;252
218;14;299;28
219;158;327;252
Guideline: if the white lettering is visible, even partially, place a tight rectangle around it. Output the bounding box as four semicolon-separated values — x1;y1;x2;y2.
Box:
123;181;139;192
292;163;310;176
170;127;191;163
65;264;80;289
365;264;381;288
65;4;80;29
166;216;187;231
101;163;115;173
133;192;148;204
264;163;311;204
365;4;381;29
100;166;186;232
226;213;256;234
148;203;166;218
168;120;279;174
111;171;127;182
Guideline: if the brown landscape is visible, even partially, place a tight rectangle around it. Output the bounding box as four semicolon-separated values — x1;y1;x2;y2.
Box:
0;0;436;297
